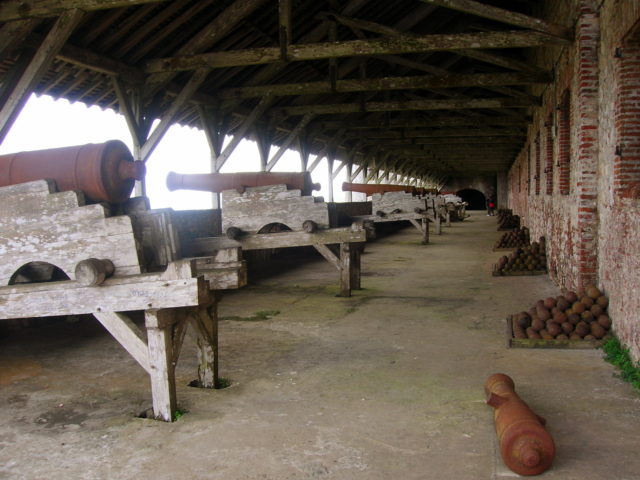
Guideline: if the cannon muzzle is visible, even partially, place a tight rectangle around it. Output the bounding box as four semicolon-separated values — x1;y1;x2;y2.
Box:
485;373;555;476
167;171;320;196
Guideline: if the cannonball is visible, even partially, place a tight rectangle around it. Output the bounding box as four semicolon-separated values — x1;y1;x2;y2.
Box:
569;333;582;340
543;297;556;309
547;322;561;337
572;302;586;314
596;296;609;309
586;285;602;299
556;298;570;311
556;334;569;340
531;318;545;331
539;329;553;340
565;291;578;303
516;312;531;329
581;310;594;323
526;328;541;339
597;314;612;329
590;304;604;317
580;296;594;308
553;312;567;324
537;306;551;321
575;321;589;337
584;334;596;341
561;322;574;334
568;313;581;325
590;323;606;339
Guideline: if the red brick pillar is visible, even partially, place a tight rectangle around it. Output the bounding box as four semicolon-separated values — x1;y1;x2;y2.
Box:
574;1;600;289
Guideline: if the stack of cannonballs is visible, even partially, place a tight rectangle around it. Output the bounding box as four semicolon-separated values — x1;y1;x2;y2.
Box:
494;227;530;249
497;212;520;230
494;237;547;274
512;285;612;340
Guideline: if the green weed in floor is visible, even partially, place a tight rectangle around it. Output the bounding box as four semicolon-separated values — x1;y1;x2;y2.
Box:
601;336;640;391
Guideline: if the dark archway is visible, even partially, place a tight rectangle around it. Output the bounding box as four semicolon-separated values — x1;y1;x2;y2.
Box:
9;261;70;285
457;189;487;210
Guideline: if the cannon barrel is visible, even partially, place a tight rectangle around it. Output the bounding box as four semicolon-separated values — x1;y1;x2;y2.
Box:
0;140;144;204
167;171;320;196
341;182;416;195
485;373;555;476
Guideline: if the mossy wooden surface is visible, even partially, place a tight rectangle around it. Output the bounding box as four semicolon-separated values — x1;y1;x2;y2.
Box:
505;316;604;349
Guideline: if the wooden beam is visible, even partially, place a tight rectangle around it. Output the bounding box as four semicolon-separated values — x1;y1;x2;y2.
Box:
274;96;538;117
214;96;274;172
57;41;145;83
145;0;269;93
139;68;210;162
321;115;528;130
0;18;40;61
419;0;572;40
216;71;551;100
94;311;150;374
352;127;525;139
0;0;169;21
145;30;565;73
279;0;293;46
266;113;314;171
455;49;546;74
0;9;84;143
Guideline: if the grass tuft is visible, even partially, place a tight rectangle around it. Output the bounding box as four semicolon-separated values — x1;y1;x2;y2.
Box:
601;336;640;391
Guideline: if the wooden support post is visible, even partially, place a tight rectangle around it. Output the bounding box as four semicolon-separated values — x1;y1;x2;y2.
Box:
339;243;352;297
422;217;430;244
327;154;335;202
346;162;353;201
266;113;314;171
214;96;273;172
0;9;84;143
446;210;451;227
188;302;218;388
435;211;442;235
139;68;210;162
350;243;362;290
145;309;178;422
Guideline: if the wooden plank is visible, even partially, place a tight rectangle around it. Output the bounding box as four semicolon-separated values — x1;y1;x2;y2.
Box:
191;226;367;253
350;246;362;290
0;9;84;143
0;0;169;21
217;71;551;100
144;30;566;73
274;96;537;117
145;309;177;422
313;244;341;271
0;274;206;319
93;311;151;373
419;0;572;40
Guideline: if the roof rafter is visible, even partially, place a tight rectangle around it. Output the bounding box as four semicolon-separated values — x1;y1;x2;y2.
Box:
0;0;169;21
144;30;567;73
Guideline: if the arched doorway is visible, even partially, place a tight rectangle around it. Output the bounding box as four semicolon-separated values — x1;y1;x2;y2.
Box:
456;189;487;210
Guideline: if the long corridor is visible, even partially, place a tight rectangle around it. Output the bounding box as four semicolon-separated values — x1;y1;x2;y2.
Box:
1;212;639;480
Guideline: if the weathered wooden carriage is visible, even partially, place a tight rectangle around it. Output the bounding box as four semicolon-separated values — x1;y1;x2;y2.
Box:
0;179;246;421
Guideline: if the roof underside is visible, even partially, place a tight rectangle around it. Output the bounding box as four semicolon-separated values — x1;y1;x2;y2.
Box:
0;0;566;184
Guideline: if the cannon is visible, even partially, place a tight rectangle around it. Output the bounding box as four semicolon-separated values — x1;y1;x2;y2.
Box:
167;171;321;196
341;182;416;196
485;373;555;476
0;140;144;203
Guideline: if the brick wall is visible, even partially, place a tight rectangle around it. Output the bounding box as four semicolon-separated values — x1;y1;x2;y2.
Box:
507;0;640;361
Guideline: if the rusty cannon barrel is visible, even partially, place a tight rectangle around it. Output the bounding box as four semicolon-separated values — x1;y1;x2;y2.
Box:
166;171;321;196
485;373;555;476
341;182;416;195
0;140;144;204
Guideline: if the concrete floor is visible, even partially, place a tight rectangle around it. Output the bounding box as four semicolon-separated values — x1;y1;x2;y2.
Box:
1;211;639;480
